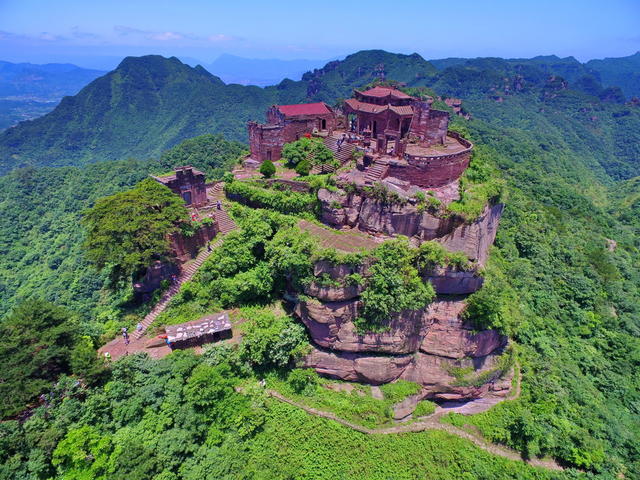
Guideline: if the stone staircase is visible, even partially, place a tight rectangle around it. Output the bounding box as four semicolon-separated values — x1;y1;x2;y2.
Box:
133;182;236;339
365;159;389;184
323;135;356;164
310;135;356;175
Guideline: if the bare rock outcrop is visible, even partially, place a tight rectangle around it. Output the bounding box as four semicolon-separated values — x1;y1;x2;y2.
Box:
422;266;484;295
303;346;413;384
295;299;429;354
419;297;508;359
318;188;504;265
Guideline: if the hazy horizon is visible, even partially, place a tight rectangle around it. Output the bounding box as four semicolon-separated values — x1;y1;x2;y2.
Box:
1;0;639;70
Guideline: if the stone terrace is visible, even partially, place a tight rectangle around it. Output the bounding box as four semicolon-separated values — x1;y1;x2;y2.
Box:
298;219;381;252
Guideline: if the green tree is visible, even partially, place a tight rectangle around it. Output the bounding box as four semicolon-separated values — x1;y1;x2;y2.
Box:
357;239;435;331
82;178;189;284
0;300;80;418
240;309;307;368
295;158;311;176
259;160;276;178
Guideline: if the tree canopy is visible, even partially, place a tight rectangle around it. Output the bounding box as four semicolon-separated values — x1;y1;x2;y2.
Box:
82;178;189;284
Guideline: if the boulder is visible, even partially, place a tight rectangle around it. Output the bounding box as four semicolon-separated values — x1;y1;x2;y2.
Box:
400;351;507;401
303;346;413;384
304;282;363;302
423;266;484;294
420;298;508;359
295;300;430;354
435;204;504;266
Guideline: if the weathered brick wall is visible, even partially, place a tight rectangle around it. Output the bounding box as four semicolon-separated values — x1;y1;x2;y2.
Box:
249;112;336;162
169;222;218;263
248;122;284;161
386;150;471;188
409;102;449;145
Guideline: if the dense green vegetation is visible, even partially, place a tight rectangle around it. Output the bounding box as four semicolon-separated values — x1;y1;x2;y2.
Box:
1;350;572;480
1;50;640;478
268;374;423;428
156;133;246;180
223;179;319;215
586;51;640;98
0;299;103;418
356;239;435;332
281;136;338;172
83;178;189;285
0;134;242;320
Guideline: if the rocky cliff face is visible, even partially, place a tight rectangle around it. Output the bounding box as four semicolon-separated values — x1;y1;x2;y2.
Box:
295;187;509;405
297;291;509;401
318;187;504;265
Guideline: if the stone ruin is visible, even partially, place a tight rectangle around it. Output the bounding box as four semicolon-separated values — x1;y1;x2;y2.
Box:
245;88;510;412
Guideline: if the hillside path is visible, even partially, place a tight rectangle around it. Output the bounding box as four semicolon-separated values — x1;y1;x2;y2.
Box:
98;182;237;360
264;365;560;471
266;388;562;471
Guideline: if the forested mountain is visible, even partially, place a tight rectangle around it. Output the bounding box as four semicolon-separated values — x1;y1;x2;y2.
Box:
587;51;640;98
1;50;639;177
0;51;440;173
1;50;640;478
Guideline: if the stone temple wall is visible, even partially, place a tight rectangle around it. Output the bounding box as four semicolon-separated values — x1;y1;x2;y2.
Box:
387;149;472;188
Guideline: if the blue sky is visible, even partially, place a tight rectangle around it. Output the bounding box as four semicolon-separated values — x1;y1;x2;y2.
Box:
0;0;639;68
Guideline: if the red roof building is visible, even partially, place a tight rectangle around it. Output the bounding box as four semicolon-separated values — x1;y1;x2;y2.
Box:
276;102;333;117
248;102;337;162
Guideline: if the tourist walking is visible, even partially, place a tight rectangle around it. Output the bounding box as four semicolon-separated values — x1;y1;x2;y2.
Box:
122;327;129;345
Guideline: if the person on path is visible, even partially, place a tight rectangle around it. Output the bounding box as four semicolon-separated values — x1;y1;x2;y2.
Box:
122;327;129;345
216;200;222;210
136;322;143;332
207;242;212;252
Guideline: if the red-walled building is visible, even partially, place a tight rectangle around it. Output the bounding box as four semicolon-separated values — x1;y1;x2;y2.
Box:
343;86;449;155
152;166;207;207
248;102;336;162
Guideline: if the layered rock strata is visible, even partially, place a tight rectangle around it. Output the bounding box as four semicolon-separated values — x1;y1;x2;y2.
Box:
318;187;503;265
298;290;509;401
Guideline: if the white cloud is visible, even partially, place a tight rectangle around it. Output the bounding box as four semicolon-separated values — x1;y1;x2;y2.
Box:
147;31;184;41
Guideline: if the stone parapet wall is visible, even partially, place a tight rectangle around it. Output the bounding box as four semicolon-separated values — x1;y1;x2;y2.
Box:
389;149;471;188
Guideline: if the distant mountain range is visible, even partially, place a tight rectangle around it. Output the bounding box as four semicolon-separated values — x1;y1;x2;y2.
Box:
430;52;640;98
207;54;328;86
0;49;638;175
0;61;106;130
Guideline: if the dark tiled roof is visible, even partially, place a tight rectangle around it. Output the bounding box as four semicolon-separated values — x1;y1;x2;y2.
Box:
389;105;414;116
344;98;389;114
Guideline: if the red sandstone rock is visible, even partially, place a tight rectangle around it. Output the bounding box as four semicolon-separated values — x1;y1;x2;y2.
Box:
399;350;505;401
302;346;413;384
423;266;484;295
295;299;429;354
318;188;504;265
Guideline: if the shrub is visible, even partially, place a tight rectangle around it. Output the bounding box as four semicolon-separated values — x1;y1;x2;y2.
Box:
295;158;311;176
379;380;421;403
224;181;318;215
288;368;320;395
413;400;437;417
356;239;435;332
259;160;276;178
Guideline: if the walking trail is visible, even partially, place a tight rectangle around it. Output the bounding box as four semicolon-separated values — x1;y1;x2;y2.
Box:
98;183;237;361
265;365;561;471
